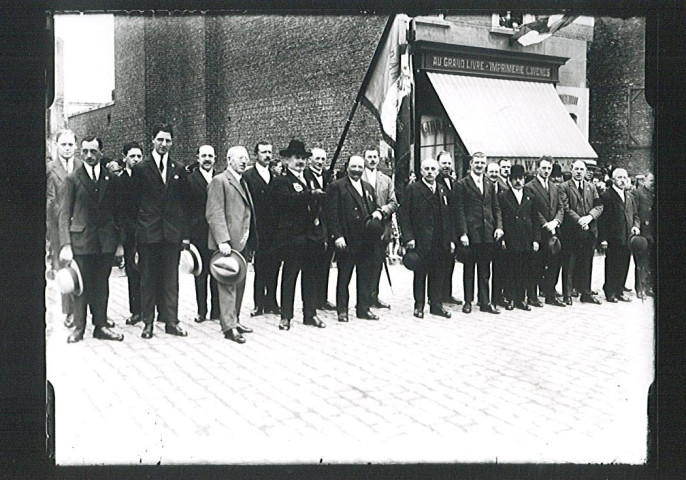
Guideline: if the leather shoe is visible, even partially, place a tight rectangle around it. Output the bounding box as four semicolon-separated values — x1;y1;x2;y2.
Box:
321;301;337;311
527;298;544;308
564;296;573;306
303;316;326;328
429;307;451;318
505;301;515;311
337;313;349;322
580;294;602;304
444;296;463;305
67;329;84;343
105;318;115;328
165;323;188;337
623;286;632;292
371;298;391;309
545;297;566;307
606;295;618;303
480;303;501;314
413;308;424;319
571;288;580;298
515;301;531;311
250;307;264;317
64;314;74;328
236;322;253;334
93;326;124;341
194;315;207;323
357;310;379;320
637;291;646;300
224;328;246;344
617;294;631;302
126;313;142;325
591;290;599;296
462;302;472;314
141;323;153;339
278;318;291;331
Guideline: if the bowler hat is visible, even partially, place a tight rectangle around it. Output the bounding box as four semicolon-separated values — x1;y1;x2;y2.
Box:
454;244;473;264
56;260;83;296
629;234;648;255
510;164;525;178
179;243;203;276
209;250;247;285
279;139;311;158
548;235;562;255
363;215;385;238
551;163;563;177
402;249;424;272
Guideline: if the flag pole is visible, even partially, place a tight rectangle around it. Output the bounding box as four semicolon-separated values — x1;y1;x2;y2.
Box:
328;15;397;176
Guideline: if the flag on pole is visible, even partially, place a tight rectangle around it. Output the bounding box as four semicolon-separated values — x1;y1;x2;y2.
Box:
361;14;413;146
512;14;578;46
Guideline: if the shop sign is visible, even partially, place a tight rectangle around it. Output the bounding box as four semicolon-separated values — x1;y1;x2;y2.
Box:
422;52;559;82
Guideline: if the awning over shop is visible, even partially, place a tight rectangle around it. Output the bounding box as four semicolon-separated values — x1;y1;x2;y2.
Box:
427;72;597;158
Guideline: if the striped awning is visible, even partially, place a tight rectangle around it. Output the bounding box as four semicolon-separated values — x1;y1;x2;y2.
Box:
427;72;597;159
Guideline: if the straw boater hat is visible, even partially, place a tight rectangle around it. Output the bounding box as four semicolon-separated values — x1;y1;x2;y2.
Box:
209;250;247;285
179;243;203;276
56;261;83;296
279;139;311;158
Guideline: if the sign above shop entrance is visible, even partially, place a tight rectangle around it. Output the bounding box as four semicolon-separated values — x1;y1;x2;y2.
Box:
416;42;568;83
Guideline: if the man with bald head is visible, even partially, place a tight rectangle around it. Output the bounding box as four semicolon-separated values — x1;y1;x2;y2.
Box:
598;168;641;302
399;158;455;319
206;146;258;343
559;160;604;304
187;145;220;323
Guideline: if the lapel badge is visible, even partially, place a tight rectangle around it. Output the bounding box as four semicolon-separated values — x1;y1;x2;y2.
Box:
174;174;179;180
314;218;320;226
293;183;303;192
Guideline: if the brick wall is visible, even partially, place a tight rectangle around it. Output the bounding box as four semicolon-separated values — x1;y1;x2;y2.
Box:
588;17;654;175
68;103;117;158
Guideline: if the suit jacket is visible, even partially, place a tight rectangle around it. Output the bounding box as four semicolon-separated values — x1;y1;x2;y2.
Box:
524;176;564;240
398;180;454;254
326;176;379;253
243;165;278;248
118;170;138;235
599;187;640;246
47;157;83;244
206;170;257;253
454;174;502;244
303;167;332;191
272;169;327;247
363;168;399;243
496;177;509;193
559;179;604;239
631;185;654;241
498;187;541;251
131;156;190;244
58;164;122;255
187;167;217;248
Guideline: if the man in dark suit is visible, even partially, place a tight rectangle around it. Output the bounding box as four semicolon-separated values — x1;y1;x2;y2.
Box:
206;146;258;344
119;141;143;325
435;150;462;306
455;152;504;314
304;147;336;312
398;158;455;319
58;136;124;343
524;156;565;307
362;147;398;309
498;164;541;311
599;168;641;302
559;160;604;304
272;140;327;331
243;141;281;317
47;129;82;327
631;172;654;299
486;161;508;308
327;155;382;322
186;144;220;323
497;159;511;192
131;123;191;339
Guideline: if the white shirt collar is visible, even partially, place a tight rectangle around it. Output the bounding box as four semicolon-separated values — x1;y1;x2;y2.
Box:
86;162;100;181
126;166;132;177
470;172;483;185
512;187;523;203
349;177;364;195
199;167;214;184
255;162;270;183
288;168;304;182
152;150;168;167
612;184;625;199
365;168;377;183
536;175;548;188
60;157;73;173
422;178;436;192
226;166;242;183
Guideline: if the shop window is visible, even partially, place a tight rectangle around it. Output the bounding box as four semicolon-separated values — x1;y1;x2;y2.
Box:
491;12;536;34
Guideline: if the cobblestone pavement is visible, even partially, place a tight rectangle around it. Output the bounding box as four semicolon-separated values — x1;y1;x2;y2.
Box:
46;254;654;465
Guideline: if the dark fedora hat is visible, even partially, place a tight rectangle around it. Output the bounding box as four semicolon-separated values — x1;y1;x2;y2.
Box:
551;163;563;177
510;163;525;179
279;139;311;158
56;260;83;296
454;244;473;264
179;243;203;276
402;249;424;272
548;235;562;255
209;250;247;285
629;234;648;255
364;215;385;238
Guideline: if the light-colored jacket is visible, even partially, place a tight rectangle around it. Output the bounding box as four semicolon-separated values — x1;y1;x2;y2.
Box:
362;169;398;242
206;170;257;253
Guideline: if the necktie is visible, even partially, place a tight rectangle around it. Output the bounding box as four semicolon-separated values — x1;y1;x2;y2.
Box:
578;181;583;193
90;165;97;183
544;181;548;192
159;159;164;176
